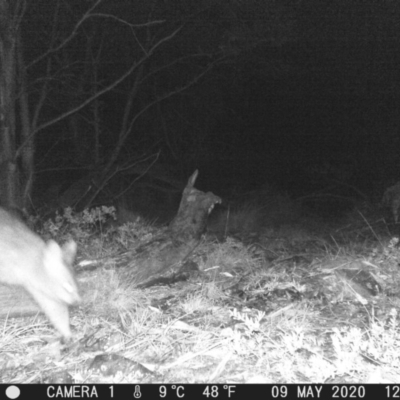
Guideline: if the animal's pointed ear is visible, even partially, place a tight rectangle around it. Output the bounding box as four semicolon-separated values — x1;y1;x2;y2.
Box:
62;240;77;265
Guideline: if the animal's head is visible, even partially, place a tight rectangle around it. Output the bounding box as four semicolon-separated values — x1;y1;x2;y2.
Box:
42;240;81;305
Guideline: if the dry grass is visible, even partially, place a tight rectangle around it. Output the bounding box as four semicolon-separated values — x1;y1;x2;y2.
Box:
1;200;400;383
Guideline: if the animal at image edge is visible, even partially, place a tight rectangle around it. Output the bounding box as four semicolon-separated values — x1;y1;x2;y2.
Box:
382;182;400;223
0;208;80;339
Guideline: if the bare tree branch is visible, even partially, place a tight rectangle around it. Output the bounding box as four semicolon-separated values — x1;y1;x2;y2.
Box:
18;27;182;152
26;0;102;70
27;1;166;72
89;13;164;28
125;60;215;146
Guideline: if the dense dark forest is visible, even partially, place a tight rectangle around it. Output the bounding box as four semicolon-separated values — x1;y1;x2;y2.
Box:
1;0;399;217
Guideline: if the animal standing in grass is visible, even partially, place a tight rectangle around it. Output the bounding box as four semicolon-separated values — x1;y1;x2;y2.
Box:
0;208;80;339
382;182;400;223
